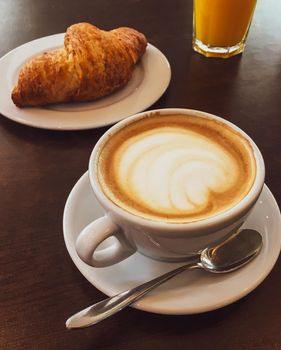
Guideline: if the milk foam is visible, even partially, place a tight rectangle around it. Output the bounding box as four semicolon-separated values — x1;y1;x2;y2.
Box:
98;114;256;223
117;129;238;214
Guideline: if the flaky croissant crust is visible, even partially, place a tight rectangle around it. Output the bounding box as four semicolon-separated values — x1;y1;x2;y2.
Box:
11;23;147;107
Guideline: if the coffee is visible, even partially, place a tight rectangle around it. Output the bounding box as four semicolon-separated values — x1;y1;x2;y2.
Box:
97;113;256;223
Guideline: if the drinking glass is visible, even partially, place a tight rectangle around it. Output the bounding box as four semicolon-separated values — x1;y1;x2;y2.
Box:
193;0;257;58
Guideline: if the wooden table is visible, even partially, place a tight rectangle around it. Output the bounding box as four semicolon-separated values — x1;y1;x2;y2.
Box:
1;0;280;349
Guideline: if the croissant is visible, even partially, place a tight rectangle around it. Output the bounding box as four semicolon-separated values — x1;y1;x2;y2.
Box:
11;23;147;107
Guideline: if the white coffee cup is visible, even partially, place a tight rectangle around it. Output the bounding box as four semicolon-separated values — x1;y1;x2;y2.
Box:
75;109;265;267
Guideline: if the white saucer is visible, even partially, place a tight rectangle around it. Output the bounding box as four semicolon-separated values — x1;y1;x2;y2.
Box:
63;172;281;315
0;34;171;130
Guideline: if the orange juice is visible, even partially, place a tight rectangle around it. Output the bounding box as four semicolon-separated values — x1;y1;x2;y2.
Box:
193;0;257;57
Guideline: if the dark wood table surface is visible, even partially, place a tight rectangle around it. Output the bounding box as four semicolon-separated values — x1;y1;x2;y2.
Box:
1;0;280;349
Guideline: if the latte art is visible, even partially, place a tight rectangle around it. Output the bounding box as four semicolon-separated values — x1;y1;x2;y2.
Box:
97;114;256;223
118;130;238;213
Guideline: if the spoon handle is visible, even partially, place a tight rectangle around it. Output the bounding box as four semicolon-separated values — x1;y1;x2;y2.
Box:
66;258;199;329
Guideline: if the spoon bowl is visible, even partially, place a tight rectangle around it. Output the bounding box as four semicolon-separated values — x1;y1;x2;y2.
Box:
200;229;263;273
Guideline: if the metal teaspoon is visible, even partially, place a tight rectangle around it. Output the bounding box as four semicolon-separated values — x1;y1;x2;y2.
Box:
66;229;262;329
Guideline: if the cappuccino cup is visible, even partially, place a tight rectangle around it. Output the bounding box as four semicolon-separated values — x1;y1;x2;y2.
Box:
76;109;265;267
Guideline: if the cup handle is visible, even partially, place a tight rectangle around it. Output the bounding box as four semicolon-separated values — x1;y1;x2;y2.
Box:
75;216;136;267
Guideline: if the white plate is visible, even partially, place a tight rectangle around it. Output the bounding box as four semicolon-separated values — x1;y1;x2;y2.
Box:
0;34;171;130
63;172;281;315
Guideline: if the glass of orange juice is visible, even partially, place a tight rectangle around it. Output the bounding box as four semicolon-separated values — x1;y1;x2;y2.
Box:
193;0;257;58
